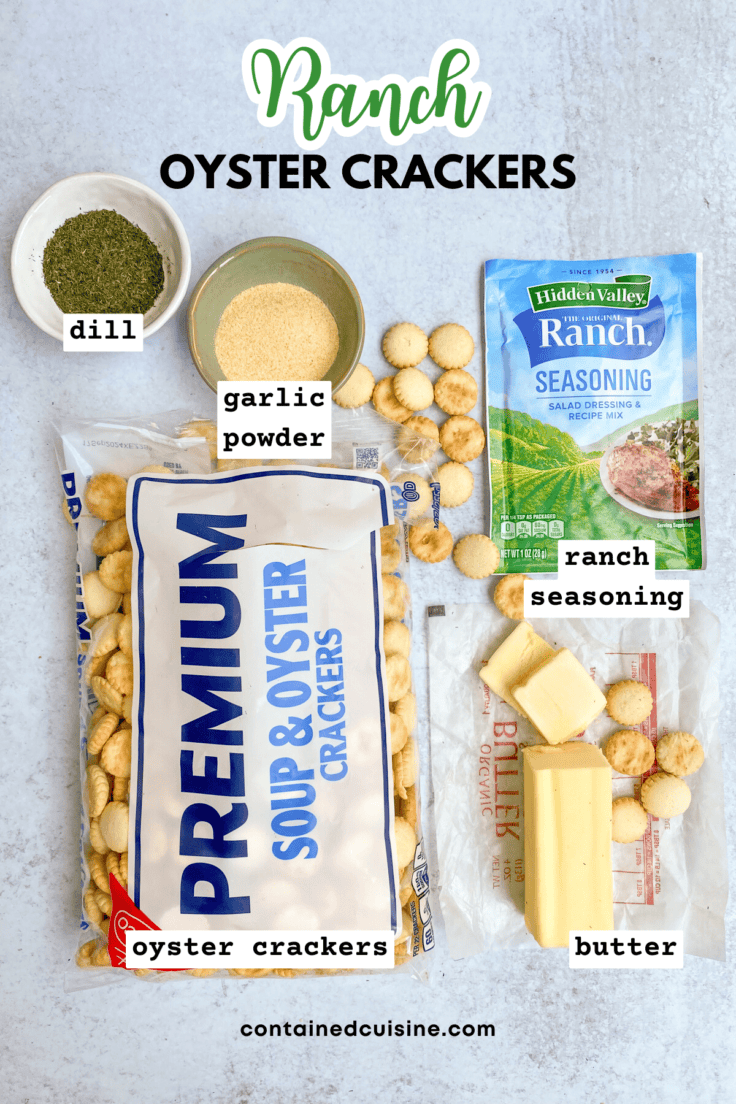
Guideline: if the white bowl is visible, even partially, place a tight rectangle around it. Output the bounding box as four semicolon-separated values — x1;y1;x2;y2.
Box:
11;172;191;341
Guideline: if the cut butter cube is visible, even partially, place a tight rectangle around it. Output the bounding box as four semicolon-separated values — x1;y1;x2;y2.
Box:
479;622;555;718
523;742;613;948
513;647;606;745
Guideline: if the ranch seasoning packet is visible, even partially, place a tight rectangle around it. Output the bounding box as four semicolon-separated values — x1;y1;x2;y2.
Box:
484;254;704;572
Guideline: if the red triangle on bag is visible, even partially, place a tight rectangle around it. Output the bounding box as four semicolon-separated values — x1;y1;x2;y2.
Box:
108;873;184;971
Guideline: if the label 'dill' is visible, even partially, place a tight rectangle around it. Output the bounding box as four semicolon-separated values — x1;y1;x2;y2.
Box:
63;314;144;352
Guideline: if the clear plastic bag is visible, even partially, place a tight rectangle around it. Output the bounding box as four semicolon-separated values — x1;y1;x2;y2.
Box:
56;411;433;986
427;601;726;960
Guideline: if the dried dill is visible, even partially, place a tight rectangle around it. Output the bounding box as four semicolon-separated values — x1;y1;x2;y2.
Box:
43;209;164;314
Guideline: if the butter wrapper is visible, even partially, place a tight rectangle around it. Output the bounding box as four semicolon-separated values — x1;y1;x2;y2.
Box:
428;602;726;960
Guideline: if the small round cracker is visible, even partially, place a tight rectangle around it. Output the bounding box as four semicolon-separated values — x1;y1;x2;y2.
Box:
399;885;413;908
100;726;132;778
178;419;217;460
453;534;500;578
92;517;130;557
380;530;401;573
396;416;440;462
112;775;129;802
437;461;474;507
92;613;124;657
493;574;527;619
606;680;653;725
105;650;134;696
655;731;704;777
372;376;412;423
118;614;133;657
89;817;109;855
87;704;107;731
83;571;122;620
408;519;453;563
640;772;691;819
86;763;110;818
612;797;648;843
394;473;432;520
90;674;124;716
429;323;474;369
89;851;110;895
394;816;417;868
393;737;418;799
99;801;130;853
105;851;124;888
400;784;418;830
383;323;428;368
98;550;133;594
393;367;434;412
87;712;119;756
382;574;407;620
433;368;477;415
384;619;411;658
386;654;412;702
85;648;115;685
391;691;416;735
390;711;409;755
85;473;128;521
604;729;655;776
333;362;375;408
439;415;486;462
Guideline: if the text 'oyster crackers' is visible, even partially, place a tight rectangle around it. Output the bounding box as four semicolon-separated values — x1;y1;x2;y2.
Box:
484;254;704;571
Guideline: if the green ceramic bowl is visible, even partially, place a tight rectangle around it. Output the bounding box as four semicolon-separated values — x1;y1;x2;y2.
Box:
187;236;364;392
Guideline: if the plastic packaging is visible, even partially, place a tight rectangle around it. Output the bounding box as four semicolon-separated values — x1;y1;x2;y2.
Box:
56;412;433;986
427;601;726;960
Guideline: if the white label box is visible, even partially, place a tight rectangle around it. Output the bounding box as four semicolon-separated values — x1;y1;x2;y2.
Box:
63;314;143;351
569;930;683;968
217;381;331;460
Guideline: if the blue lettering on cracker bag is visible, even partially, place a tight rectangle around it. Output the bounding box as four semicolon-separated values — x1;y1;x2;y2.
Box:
484;254;704;571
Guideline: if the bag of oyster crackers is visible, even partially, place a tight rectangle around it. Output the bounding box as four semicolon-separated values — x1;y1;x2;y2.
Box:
56;413;432;986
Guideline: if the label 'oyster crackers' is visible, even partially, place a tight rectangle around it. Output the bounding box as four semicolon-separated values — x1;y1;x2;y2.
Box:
484;254;703;571
127;466;399;934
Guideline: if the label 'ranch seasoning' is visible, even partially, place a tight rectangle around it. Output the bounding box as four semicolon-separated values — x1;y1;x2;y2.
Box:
43;209;164;314
484;254;704;572
215;281;339;381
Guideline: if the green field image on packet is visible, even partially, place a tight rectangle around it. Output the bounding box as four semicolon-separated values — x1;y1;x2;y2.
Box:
484;253;704;572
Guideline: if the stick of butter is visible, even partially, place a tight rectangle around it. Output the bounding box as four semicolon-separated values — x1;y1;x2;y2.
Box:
479;622;555;718
513;647;606;744
523;742;613;948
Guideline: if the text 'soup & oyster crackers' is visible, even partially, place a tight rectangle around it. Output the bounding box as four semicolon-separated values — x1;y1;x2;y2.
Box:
484;254;704;571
